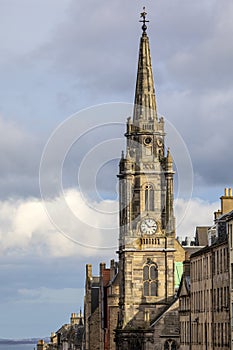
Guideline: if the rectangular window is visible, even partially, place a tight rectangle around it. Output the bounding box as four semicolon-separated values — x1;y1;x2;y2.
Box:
231;224;233;248
232;304;233;327
213;289;216;311
212;252;215;274
231;264;233;289
229;223;233;248
220;249;222;273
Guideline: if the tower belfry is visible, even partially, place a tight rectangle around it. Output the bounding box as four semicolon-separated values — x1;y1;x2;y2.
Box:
116;9;176;349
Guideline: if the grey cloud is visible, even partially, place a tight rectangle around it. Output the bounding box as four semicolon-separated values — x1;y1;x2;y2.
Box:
0;117;43;199
0;0;232;198
161;88;233;188
31;0;233;192
158;1;233;91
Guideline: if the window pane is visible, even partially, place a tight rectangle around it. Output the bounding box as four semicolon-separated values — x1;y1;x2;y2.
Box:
150;188;154;211
145;188;149;211
143;265;149;280
150;265;158;280
231;264;233;289
145;184;154;211
151;282;158;296
171;341;177;350
144;281;149;296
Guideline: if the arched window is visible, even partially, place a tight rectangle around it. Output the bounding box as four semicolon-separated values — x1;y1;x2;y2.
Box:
145;184;154;211
164;340;177;350
171;341;177;350
143;260;158;296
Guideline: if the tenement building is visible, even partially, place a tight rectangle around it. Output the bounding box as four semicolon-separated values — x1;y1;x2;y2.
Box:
37;312;84;350
84;10;181;350
179;188;233;350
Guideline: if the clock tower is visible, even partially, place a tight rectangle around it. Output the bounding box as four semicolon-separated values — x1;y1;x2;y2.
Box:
116;9;176;348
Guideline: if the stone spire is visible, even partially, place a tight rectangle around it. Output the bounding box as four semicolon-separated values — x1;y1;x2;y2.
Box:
133;8;157;122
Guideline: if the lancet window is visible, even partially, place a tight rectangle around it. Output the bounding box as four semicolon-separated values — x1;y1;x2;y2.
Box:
164;340;177;350
143;259;158;296
145;184;154;211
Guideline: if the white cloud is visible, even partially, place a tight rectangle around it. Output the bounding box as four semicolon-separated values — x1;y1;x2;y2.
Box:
0;189;118;258
0;187;221;257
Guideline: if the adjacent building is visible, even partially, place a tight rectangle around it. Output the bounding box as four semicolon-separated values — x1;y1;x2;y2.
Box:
179;189;233;350
84;261;119;350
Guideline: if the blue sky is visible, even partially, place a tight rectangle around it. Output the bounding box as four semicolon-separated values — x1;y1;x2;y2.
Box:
0;0;233;339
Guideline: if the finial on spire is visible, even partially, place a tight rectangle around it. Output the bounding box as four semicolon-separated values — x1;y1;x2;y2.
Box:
140;7;149;34
167;148;173;164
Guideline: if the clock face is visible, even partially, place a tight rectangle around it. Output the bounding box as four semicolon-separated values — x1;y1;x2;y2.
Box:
140;218;157;235
144;136;152;145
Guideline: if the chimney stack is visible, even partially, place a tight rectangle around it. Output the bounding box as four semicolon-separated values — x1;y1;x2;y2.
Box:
221;187;233;214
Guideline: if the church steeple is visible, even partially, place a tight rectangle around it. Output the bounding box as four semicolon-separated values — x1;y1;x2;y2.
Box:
116;11;176;342
133;8;157;122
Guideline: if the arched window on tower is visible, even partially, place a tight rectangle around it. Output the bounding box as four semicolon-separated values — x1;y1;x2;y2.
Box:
171;341;177;350
145;184;154;211
164;340;177;350
143;260;158;296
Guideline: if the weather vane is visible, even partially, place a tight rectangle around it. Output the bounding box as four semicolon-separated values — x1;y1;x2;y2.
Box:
140;7;149;34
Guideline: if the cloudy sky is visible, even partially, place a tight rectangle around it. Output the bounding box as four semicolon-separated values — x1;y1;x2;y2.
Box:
0;0;233;339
